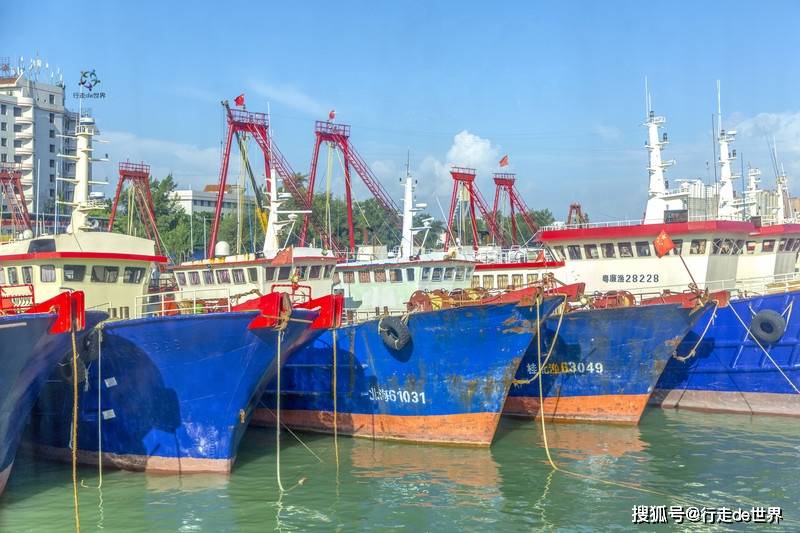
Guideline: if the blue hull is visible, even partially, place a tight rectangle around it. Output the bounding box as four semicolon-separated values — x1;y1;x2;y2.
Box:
28;309;319;473
1;311;106;496
252;299;562;446
505;303;709;424
653;291;800;416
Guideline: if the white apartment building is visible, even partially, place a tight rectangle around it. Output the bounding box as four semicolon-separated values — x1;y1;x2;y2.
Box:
0;58;76;214
172;186;256;216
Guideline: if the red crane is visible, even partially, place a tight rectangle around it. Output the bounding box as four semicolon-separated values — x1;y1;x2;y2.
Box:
299;120;401;254
566;203;589;226
491;173;538;245
107;161;163;255
444;167;505;251
207;102;335;257
0;163;32;235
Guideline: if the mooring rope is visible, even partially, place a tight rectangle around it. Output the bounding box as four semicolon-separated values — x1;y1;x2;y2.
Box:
332;328;340;471
672;303;718;362
275;329;285;492
69;324;81;533
512;295;568;386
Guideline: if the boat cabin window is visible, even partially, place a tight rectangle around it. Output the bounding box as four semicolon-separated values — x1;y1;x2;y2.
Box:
527;273;539;284
471;275;480;288
309;265;322;279
21;266;33;284
343;271;355;284
778;238;788;252
421;267;431;281
123;267;145;284
389;268;402;282
297;266;308;280
455;266;465;281
482;275;494;289
323;265;333;279
27;238;56;253
64;265;85;282
552;246;565;260
780;238;794;252
202;270;215;285
176;272;187;286
91;266;119;283
567;245;582;260
762;239;776;253
248;267;259;282
794;240;800;252
232;269;246;284
672;239;683;255
263;267;275;282
600;243;615;258
0;268;5;284
6;267;18;285
431;267;443;282
188;271;200;285
512;274;523;288
277;266;292;280
215;269;231;284
373;270;387;282
584;244;599;259
635;241;651;257
444;267;455;281
734;240;745;255
466;266;474;278
406;268;415;281
689;239;707;255
497;274;509;289
358;270;370;283
618;242;633;258
745;241;757;254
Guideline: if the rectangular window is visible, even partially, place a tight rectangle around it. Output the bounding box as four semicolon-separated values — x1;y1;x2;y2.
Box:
762;239;776;253
49;159;55;168
780;238;792;252
471;275;480;288
0;138;5;147
176;272;187;286
672;239;683;256
635;241;651;257
373;270;387;282
618;242;633;258
263;267;275;282
482;275;494;289
431;267;443;281
215;269;231;284
277;266;292;280
248;267;259;282
91;266;119;283
202;270;215;284
309;265;322;279
389;268;402;282
323;265;333;279
745;241;757;254
50;129;55;138
553;245;565;260
343;271;355;284
497;274;509;288
21;266;33;284
406;268;415;281
0;104;5;114
600;243;616;258
421;267;431;281
512;274;523;288
690;239;707;255
527;273;539;285
13;107;21;117
734;239;745;255
711;239;723;255
7;267;18;285
49;144;55;153
0;268;5;285
567;245;582;260
63;265;86;282
443;267;455;281
123;267;145;284
49;112;55;124
455;266;465;281
778;238;788;251
232;269;246;284
793;240;800;252
49;94;54;104
358;270;370;283
297;266;308;280
188;271;201;285
583;244;598;259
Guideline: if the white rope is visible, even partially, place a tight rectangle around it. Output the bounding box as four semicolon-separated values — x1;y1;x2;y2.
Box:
673;304;718;362
729;303;800;395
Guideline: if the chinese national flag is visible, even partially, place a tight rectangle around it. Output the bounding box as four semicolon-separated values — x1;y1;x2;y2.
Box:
653;229;676;258
328;109;336;121
499;154;509;167
234;93;245;107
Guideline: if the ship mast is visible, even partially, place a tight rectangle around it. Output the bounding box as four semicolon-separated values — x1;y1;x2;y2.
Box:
398;163;428;260
716;81;740;219
643;80;675;223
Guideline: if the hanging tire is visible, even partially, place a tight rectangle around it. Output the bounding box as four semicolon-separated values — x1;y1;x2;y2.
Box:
379;316;411;350
751;309;786;344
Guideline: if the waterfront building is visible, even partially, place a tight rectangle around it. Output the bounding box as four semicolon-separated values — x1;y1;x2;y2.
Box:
172;185;256;216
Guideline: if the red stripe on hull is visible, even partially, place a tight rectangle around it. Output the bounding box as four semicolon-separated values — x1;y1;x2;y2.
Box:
251;409;501;446
651;389;800;417
502;394;651;425
0;251;167;263
0;462;11;496
28;444;234;474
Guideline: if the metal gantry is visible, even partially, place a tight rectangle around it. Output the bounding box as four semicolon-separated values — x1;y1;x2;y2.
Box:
491;173;538;245
108;161;163;254
444;167;504;251
0;163;32;235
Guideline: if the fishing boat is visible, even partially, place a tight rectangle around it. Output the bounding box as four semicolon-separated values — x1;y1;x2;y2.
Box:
0;287;101;495
2;112;339;473
252;173;564;445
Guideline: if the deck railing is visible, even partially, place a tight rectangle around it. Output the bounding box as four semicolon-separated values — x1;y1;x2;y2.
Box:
135;287;233;319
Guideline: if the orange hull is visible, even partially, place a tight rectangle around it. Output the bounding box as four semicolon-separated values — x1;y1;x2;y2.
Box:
503;394;651;425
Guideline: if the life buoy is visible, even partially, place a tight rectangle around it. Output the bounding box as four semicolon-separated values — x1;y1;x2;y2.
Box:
378;316;411;350
751;309;786;344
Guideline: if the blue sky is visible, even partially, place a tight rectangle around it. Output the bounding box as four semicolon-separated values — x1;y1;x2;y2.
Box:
4;0;800;221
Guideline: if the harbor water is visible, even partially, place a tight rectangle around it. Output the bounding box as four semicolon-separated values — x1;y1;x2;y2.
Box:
1;409;797;531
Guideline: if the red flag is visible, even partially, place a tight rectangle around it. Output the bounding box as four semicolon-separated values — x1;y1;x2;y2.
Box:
328;109;336;121
499;154;509;167
653;229;676;258
234;93;245;107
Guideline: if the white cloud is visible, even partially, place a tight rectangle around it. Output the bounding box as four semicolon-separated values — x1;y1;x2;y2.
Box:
732;111;800;180
102;130;219;189
249;82;327;117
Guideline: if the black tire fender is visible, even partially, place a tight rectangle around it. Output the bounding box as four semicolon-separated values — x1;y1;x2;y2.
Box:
751;309;786;344
378;316;411;350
